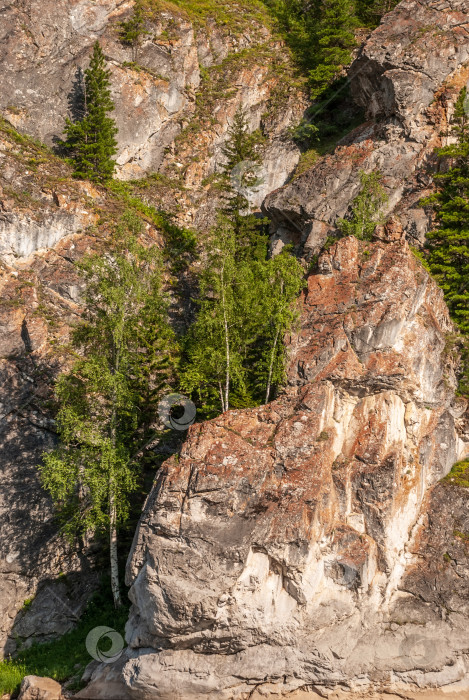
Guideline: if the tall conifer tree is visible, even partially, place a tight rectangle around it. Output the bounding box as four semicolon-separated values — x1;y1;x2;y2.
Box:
308;0;358;98
64;42;118;183
424;87;469;334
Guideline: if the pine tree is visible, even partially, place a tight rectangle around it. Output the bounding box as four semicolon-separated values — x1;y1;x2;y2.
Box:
337;170;388;240
64;42;118;183
423;87;469;334
40;212;174;607
220;105;268;258
308;0;358;99
119;0;147;61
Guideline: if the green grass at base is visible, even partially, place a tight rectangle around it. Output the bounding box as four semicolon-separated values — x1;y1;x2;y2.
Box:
0;580;129;696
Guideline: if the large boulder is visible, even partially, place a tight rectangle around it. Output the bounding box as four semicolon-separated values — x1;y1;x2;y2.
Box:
82;237;469;698
18;676;62;700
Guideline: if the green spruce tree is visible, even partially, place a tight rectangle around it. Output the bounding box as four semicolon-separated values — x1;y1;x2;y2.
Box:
337;170;388;240
64;42;118;183
423;87;469;334
308;0;358;99
40;212;174;607
220;105;268;258
119;0;147;61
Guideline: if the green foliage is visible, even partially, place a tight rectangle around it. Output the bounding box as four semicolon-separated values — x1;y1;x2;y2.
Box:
221;106;264;175
119;0;148;59
422;87;469;335
0;659;26;696
106;180;197;273
443;460;469;488
64;42;118;183
263;0;395;100
308;0;358;99
288;119;319;148
40;212;175;605
180;102;304;414
250;248;305;403
181;218;303;414
0;579;128;696
155;0;274;32
219;105;268;253
410;246;431;272
337;170;388;240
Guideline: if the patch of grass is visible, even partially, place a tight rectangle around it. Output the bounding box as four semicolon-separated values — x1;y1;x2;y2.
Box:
443;461;469;488
0;579;129;696
0;660;26;696
410;246;431;272
121;61;169;82
147;0;274;32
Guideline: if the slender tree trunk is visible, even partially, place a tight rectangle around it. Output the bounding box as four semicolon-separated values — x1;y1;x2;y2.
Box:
218;381;226;413
109;485;122;608
109;338;122;608
220;266;230;412
265;325;281;405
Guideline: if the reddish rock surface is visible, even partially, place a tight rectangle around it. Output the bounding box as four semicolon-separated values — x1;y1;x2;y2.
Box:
81;237;469;699
264;0;469;258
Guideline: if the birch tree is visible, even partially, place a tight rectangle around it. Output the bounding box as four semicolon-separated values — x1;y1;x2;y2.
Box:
40;211;173;607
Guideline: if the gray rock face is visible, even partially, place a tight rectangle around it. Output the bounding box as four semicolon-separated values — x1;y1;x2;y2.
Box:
0;0;301;193
263;0;469;257
82;237;469;699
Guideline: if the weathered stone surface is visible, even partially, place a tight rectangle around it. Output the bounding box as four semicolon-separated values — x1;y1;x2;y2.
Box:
18;675;62;700
263;0;469;257
350;0;469;125
0;0;303;200
83;237;469;698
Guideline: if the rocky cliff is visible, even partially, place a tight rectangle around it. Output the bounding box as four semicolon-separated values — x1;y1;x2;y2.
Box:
81;229;469;698
0;0;305;655
264;0;469;257
0;118;163;655
0;0;305;226
1;0;469;695
79;0;469;696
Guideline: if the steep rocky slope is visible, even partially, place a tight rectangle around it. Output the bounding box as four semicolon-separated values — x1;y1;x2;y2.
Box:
78;0;469;696
0;119;167;655
264;0;469;257
82;229;469;699
0;0;305;226
2;0;469;694
0;0;305;656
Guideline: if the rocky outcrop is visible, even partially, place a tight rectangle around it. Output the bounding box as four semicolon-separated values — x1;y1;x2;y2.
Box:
82;236;469;698
264;0;469;258
0;0;303;205
0;0;304;654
